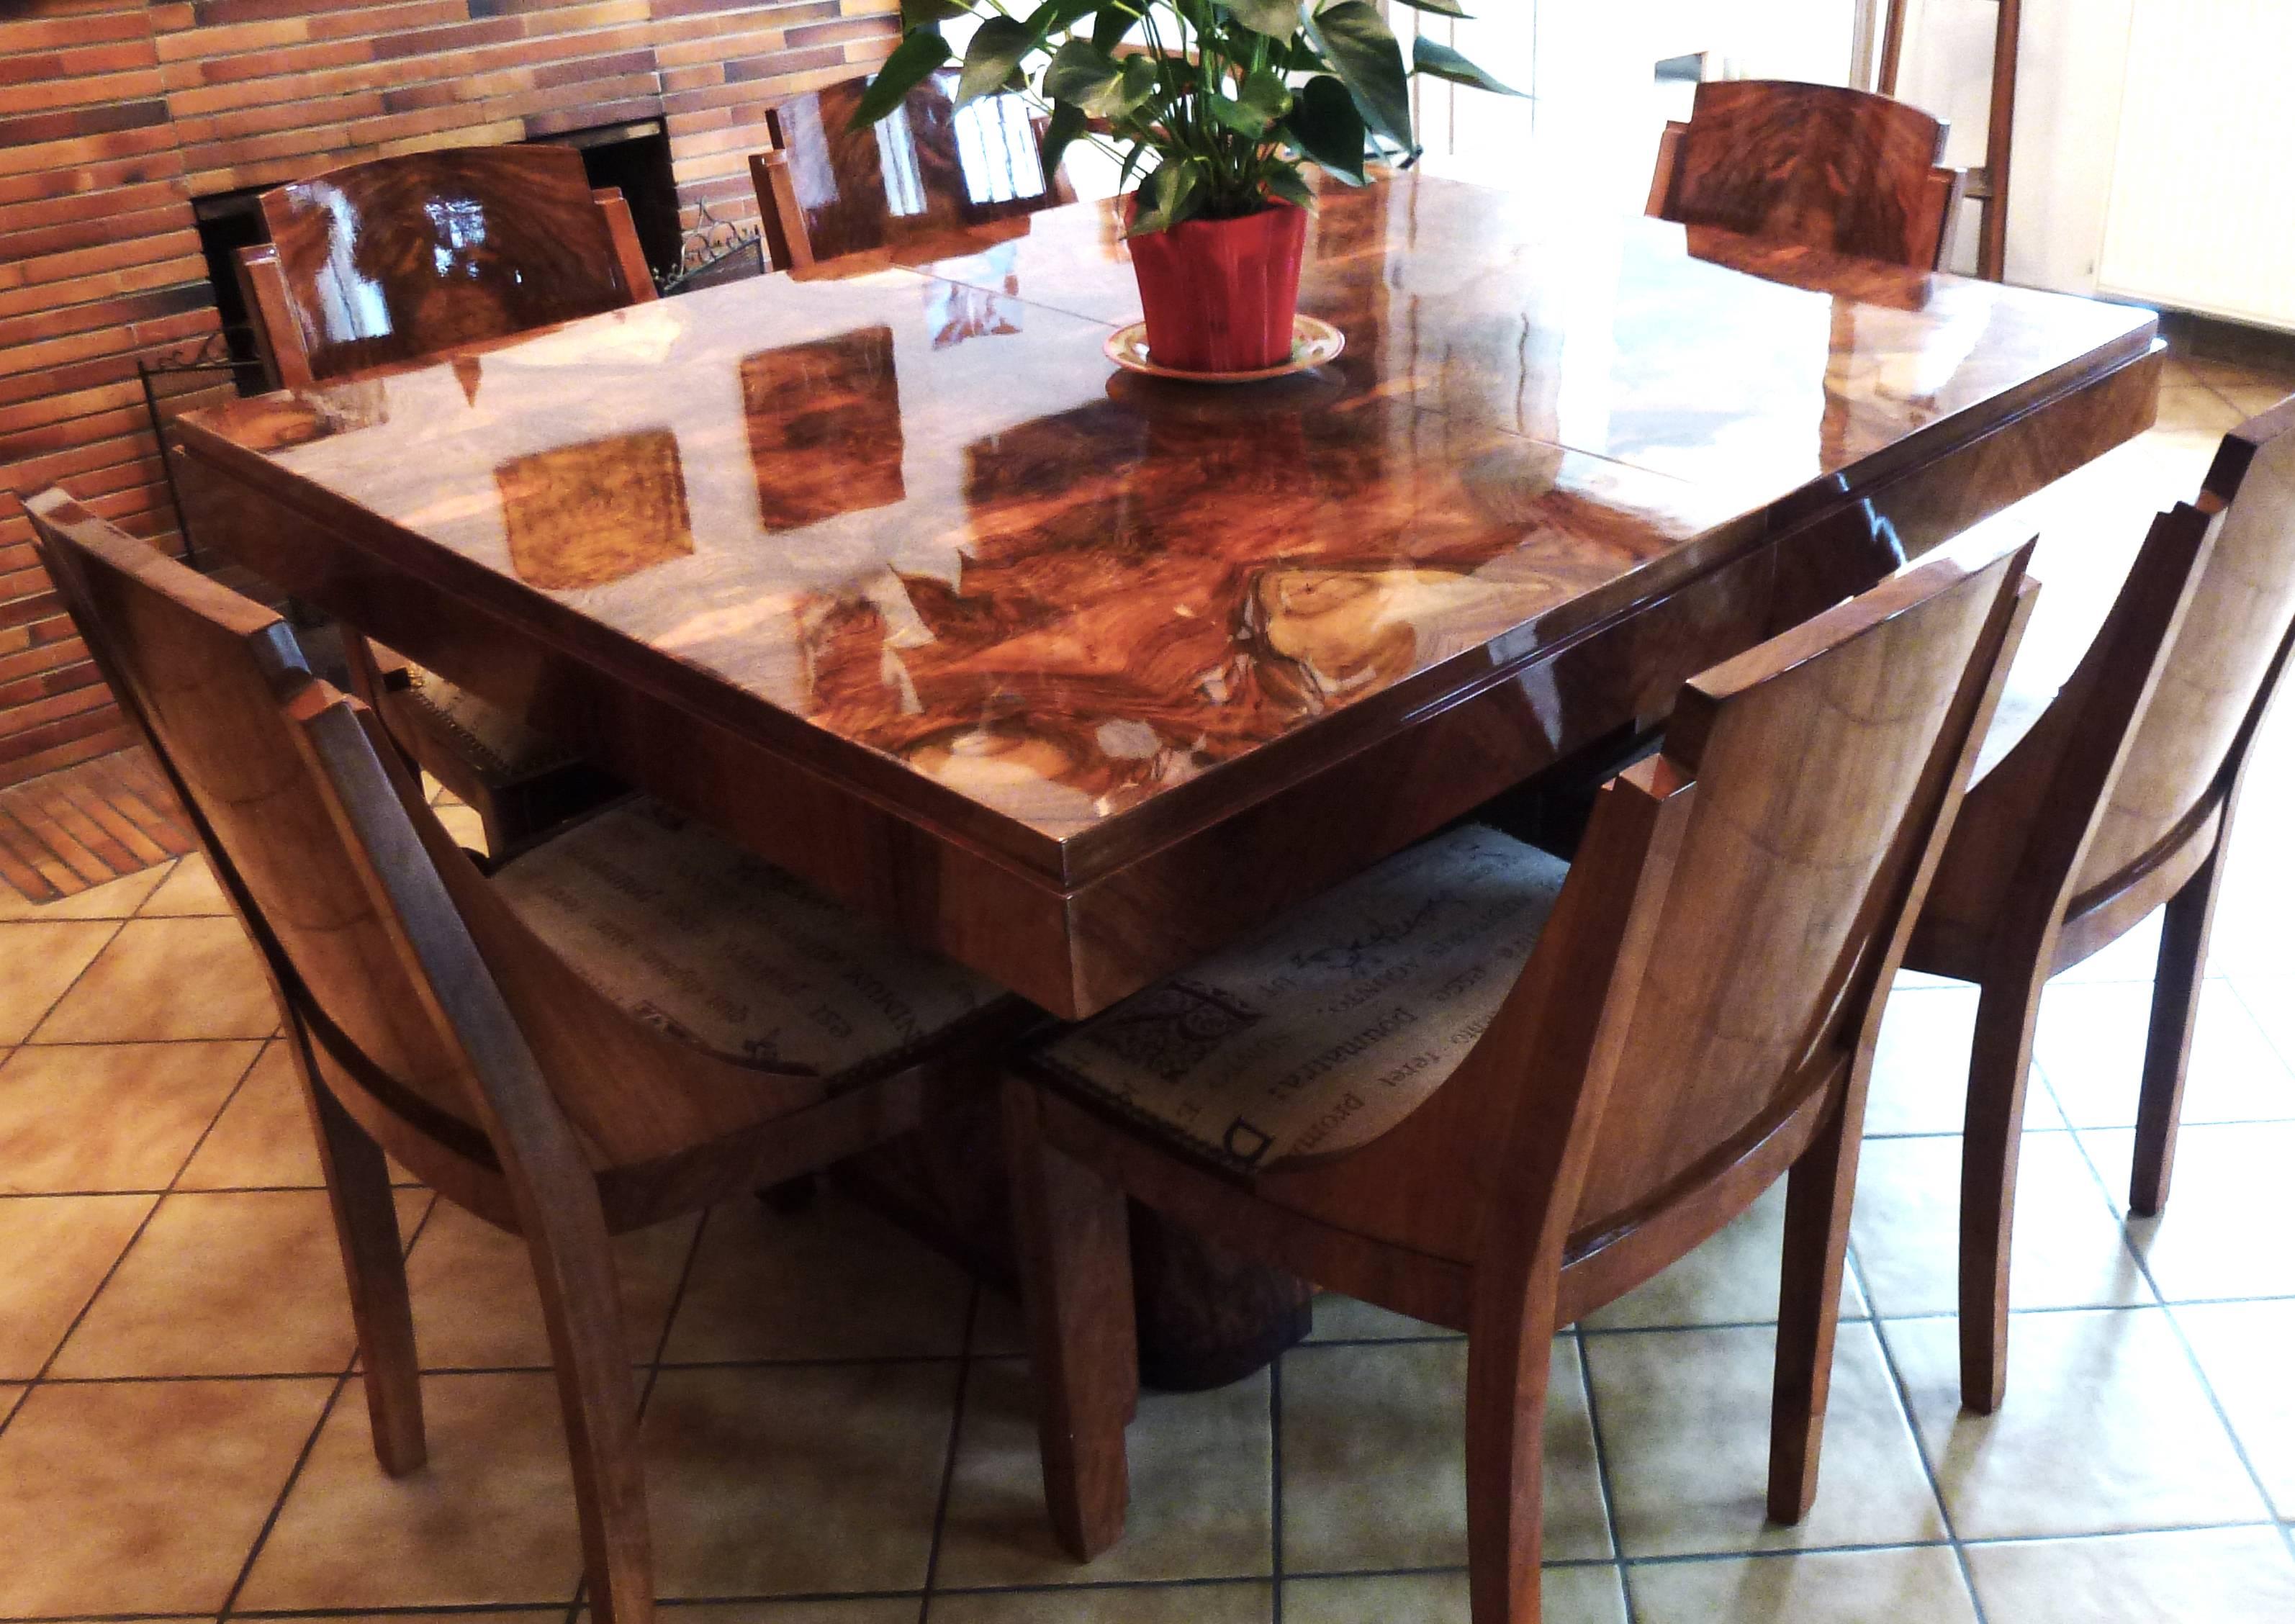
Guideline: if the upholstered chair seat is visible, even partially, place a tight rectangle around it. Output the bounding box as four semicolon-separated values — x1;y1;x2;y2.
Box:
1032;824;1570;1173
493;796;1006;1079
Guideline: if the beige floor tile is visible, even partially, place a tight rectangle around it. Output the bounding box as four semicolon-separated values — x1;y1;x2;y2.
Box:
238;1369;585;1608
1587;1181;1867;1330
1965;1527;2295;1623
0;919;119;1042
178;1039;327;1188
2050;909;2163;984
0;1382;21;1426
1281;1336;1610;1570
932;1582;1271;1623
1584;1322;1944;1557
406;1199;696;1369
434;800;488;854
2174;1300;2295;1517
2218;382;2293;418
1867;982;1985;1137
1885;1307;2267;1538
2084;1122;2295;1297
0;1192;153;1377
1850;1133;2148;1317
1627;1546;1978;1623
0;1039;257;1192
2155;383;2247;435
139;849;234;916
1306;1291;1459;1341
638;1607;918;1624
272;1615;565;1624
0;861;169;921
50;1187;428;1377
1285;1566;1628;1623
937;1357;1271;1587
32;916;275;1042
643;1361;957;1597
659;1192;972;1363
0;1376;332;1615
2035;980;2294;1128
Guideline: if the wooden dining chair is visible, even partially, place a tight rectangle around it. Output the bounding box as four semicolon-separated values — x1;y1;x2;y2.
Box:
1647;79;1967;271
1001;536;2037;1623
235;143;656;854
1903;396;2295;1412
24;489;1030;1624
748;68;1078;272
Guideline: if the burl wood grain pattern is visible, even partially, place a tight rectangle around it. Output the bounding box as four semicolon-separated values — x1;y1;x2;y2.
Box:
1648;79;1964;271
751;69;1078;272
1904;394;2295;1413
172;173;2160;1017
27;491;1026;1624
1004;541;2034;1623
248;145;651;385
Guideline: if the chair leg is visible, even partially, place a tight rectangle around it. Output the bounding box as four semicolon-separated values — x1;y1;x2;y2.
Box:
1001;1078;1137;1560
294;1042;425;1475
1464;1294;1559;1624
523;1198;654;1624
1767;1086;1865;1522
2131;849;2224;1217
1958;964;2048;1414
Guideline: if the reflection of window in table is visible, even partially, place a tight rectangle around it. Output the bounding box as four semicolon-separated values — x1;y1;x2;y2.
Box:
953;96;1047;208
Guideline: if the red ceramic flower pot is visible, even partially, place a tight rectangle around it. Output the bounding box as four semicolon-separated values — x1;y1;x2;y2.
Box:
1125;199;1308;374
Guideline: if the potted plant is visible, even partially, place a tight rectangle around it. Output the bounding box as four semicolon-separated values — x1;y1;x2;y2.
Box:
853;0;1519;374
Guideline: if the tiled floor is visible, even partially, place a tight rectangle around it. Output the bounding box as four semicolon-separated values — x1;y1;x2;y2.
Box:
4;358;2294;1622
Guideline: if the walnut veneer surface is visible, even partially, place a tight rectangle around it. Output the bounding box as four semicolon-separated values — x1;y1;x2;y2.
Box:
173;172;2160;1017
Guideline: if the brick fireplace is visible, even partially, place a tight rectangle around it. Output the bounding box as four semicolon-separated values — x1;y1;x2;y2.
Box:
0;0;898;788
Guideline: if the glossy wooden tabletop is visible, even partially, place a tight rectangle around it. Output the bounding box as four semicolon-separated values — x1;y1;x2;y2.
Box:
176;171;2160;1014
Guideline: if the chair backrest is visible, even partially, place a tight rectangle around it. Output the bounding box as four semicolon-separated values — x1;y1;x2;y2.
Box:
23;490;492;1140
239;145;654;387
2075;397;2295;891
749;68;1077;271
1566;536;2030;1231
22;492;820;1195
1647;79;1963;271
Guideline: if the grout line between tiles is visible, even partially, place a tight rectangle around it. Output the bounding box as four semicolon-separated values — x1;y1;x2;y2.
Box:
914;1283;981;1624
1268;1341;1285;1624
1849;1248;1990;1624
6;916;125;1050
1569;1322;1636;1623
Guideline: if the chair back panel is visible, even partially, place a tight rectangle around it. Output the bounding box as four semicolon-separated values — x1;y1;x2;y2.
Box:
258;145;636;381
762;69;1075;267
2076;399;2295;890
1571;542;2026;1229
26;495;482;1134
1654;79;1957;269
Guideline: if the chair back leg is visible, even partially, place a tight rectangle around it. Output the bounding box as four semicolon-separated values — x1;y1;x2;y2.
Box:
1002;1078;1139;1558
293;1023;427;1475
1766;1063;1872;1522
1463;1296;1564;1623
2131;844;2227;1215
1958;963;2050;1412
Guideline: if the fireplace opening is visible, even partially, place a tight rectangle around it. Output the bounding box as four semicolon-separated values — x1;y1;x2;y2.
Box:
186;120;686;394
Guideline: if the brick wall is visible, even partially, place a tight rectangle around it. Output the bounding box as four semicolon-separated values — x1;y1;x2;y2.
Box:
0;0;898;786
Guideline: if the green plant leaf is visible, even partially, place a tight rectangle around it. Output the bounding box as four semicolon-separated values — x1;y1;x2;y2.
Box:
1281;73;1366;182
1304;0;1412;151
1094;4;1135;52
1115;53;1160;114
1207;93;1275;138
849;29;955;127
956;17;1034;106
900;0;973;27
1128;156;1204;235
1040;98;1088;186
1021;0;1104;37
1042;36;1126;112
1224;0;1302;38
1261;161;1316;209
1412;36;1521;95
1389;0;1471;15
1240;66;1295;119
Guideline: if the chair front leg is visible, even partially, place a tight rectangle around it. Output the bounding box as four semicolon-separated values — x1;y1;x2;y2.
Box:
1464;1285;1561;1624
1959;962;2049;1413
2132;846;2224;1217
1002;1078;1137;1560
293;1033;425;1475
1768;1081;1866;1522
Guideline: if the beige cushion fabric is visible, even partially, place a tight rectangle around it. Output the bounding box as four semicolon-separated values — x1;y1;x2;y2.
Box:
1034;824;1570;1174
492;798;1004;1078
402;664;578;782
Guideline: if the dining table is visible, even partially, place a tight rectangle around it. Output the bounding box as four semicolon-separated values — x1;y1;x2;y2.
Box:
171;168;2163;1384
